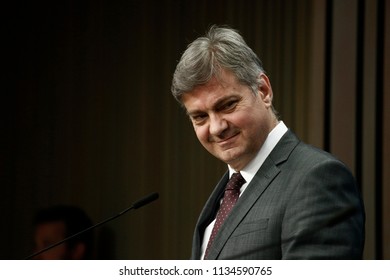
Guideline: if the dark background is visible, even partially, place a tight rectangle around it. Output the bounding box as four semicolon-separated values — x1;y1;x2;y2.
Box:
1;0;389;259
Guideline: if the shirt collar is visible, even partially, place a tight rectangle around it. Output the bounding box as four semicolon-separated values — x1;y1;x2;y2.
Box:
228;121;288;187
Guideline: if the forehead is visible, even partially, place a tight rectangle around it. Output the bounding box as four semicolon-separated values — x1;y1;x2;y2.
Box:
35;221;66;238
181;70;245;110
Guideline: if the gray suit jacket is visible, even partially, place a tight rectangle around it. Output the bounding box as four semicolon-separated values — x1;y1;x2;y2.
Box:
191;130;365;259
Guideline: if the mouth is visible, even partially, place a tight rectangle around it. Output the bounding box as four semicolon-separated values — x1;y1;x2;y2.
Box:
216;132;240;148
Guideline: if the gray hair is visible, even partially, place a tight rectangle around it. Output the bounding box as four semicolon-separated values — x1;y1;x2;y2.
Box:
171;25;265;102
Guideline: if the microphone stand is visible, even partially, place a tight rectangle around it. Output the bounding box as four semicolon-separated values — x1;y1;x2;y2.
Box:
26;192;159;260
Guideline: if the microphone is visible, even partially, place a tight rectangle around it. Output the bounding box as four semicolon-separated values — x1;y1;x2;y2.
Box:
26;192;159;260
132;192;159;209
222;205;357;259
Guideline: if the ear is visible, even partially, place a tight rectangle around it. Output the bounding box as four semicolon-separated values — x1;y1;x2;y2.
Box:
71;243;86;260
257;73;273;108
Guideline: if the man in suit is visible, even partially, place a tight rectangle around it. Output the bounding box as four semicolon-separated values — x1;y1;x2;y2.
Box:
171;25;365;259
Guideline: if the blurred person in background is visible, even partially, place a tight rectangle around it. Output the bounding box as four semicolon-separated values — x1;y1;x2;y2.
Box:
33;205;94;259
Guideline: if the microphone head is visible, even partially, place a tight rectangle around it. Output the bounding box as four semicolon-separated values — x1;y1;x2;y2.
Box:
132;192;159;209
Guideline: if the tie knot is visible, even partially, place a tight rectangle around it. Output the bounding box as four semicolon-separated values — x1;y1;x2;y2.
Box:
225;172;246;191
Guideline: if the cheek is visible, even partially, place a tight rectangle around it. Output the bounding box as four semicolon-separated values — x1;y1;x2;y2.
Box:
229;111;253;129
194;126;209;143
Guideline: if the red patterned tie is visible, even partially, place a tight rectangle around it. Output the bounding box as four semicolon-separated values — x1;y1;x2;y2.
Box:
204;172;246;259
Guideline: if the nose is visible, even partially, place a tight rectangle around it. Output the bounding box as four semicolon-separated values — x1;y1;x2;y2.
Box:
209;113;228;138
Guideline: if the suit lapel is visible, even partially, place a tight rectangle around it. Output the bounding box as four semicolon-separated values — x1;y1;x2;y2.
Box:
206;130;300;259
206;161;280;259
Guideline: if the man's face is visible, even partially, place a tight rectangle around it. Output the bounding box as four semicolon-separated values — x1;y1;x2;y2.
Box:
34;221;71;260
182;69;276;171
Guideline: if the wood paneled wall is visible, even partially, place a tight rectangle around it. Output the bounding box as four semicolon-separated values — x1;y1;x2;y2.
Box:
1;0;388;259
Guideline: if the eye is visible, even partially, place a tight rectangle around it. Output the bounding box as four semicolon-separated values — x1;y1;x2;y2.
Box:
220;100;238;111
190;114;208;125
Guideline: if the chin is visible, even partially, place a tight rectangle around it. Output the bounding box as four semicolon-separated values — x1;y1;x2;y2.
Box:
219;154;242;167
209;146;244;165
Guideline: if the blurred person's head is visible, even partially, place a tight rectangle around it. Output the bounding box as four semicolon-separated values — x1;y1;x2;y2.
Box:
33;205;93;259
